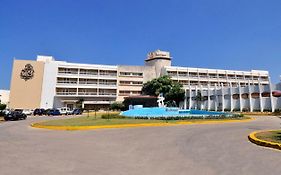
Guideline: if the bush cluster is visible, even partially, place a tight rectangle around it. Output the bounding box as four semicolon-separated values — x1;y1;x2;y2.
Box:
134;114;243;120
101;113;127;119
263;109;272;112
110;102;126;111
0;104;7;111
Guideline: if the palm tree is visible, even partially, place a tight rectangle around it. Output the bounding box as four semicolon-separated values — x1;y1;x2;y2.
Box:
76;99;84;109
195;91;204;110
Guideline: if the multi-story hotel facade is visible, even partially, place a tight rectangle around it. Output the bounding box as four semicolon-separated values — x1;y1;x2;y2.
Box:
9;50;281;112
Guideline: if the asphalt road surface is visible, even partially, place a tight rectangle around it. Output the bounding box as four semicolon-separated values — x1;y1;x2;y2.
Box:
0;116;281;175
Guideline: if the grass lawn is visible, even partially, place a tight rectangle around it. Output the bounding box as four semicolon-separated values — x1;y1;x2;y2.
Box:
40;117;171;126
37;113;250;127
256;130;281;144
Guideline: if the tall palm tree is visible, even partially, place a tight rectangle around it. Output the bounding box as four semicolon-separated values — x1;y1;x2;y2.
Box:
195;91;204;110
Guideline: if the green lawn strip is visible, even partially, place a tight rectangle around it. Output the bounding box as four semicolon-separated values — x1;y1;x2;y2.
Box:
36;115;250;127
38;117;171;126
255;130;281;144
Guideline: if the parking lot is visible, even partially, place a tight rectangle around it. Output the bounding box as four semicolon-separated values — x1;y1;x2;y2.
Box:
0;116;281;175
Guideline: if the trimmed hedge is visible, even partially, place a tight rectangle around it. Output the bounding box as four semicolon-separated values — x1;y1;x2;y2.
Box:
100;113;244;120
101;113;127;119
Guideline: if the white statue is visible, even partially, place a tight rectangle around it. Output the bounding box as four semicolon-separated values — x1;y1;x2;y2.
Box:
157;93;166;107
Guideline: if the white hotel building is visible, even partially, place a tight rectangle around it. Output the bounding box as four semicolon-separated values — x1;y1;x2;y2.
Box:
9;50;281;112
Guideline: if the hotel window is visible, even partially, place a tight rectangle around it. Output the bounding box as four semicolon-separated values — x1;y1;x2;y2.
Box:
132;81;143;85
260;76;268;81
119;81;131;85
167;71;177;77
58;68;78;74
99;89;116;95
56;88;77;95
132;72;143;77
236;75;244;80
119;72;131;76
78;89;97;95
179;81;188;85
227;75;235;80
57;78;77;84
80;69;98;76
253;76;259;80
199;81;208;86
178;72;188;77
219;74;226;78
119;72;143;77
132;91;141;95
210;95;216;100
188;72;197;77
209;74;217;79
100;70;117;76
190;81;198;86
210;82;217;86
199;73;208;78
231;83;238;87
79;79;98;85
99;79;117;85
119;90;131;96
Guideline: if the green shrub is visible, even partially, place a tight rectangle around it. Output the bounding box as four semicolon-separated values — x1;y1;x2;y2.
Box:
0;104;6;110
110;102;125;111
242;108;250;112
101;113;126;119
134;114;241;120
232;108;240;112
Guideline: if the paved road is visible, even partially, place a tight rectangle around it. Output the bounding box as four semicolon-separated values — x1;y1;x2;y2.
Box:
0;116;281;175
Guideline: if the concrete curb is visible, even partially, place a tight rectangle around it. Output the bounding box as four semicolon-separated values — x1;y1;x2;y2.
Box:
30;117;254;131
248;130;281;151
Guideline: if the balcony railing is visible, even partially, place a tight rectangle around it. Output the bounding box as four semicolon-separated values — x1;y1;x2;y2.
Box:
199;76;208;78
189;75;198;78
79;82;98;85
236;77;244;80
71;82;117;86
57;81;77;85
99;92;117;96
99;73;117;77
79;73;98;76
99;82;117;86
168;74;177;77
260;78;268;81
119;93;130;96
56;92;77;95
209;76;218;79
78;92;98;96
58;71;78;75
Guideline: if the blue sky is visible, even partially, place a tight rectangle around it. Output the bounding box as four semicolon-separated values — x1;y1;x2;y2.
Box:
1;0;281;89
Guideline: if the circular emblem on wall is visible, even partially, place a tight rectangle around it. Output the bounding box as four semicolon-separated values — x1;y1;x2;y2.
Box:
20;64;35;81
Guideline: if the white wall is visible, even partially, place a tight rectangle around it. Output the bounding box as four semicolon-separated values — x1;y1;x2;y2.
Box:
0;90;10;106
40;61;58;108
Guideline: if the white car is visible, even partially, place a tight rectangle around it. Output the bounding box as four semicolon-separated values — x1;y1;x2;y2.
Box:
59;107;72;115
22;109;33;115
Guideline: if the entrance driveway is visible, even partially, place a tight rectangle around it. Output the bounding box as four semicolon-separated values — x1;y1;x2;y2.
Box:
0;116;281;175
